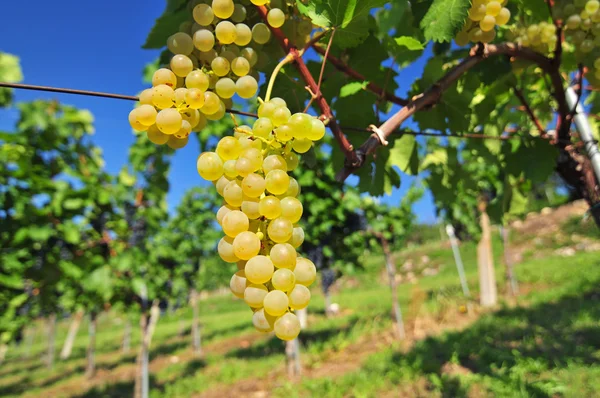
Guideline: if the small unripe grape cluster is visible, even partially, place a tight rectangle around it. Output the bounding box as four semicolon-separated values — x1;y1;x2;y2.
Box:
512;22;557;52
197;97;325;340
455;0;511;46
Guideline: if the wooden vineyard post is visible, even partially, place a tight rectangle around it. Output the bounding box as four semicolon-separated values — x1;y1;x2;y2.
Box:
60;309;84;360
477;200;498;307
445;225;473;312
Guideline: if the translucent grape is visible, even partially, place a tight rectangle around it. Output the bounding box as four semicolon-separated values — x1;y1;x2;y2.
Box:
481;29;496;43
231;57;250;76
244;284;268;308
469;4;487;21
218;236;238;263
170;54;194;77
270;97;287;107
274;313;301;341
235;157;254;177
231;4;247;22
234;23;252;46
288;284;310;310
252;308;275;332
233;231;261;260
242;173;266;197
268;217;293;243
174;120;192;139
230;270;248;298
307;118;325;141
193;29;215;52
185;88;205;109
205;101;226;121
294;258;316;286
174;88;188;107
193;4;214;25
241;47;258;66
139;88;154;105
135;104;158;126
168;32;194;55
216;136;242;161
238;135;261;150
265;170;290;195
224;180;244;207
479;15;496;32
156;108;183;135
201;91;221;115
283;152;299;171
222;209;249;237
262;155;287;174
251;0;269;4
495;7;510;25
259;196;281;219
275;125;294;142
241;197;261;219
263;290;289;317
167;136;189;149
152;68;177;87
216;204;236;225
211;56;231;76
223;159;238;178
147;125;169;145
212;0;234;18
252;23;271;44
236;75;258;98
280;197;302;223
197;49;218;64
270;243;296;269
272;268;296;291
215;78;236;99
289;227;304;248
253;117;274;138
567;15;582;29
288;113;312;138
192;112;207;131
267;8;286;28
216;21;237;44
292;138;312;153
197;151;224;180
245;255;275;284
586;0;600;14
152;84;175;109
485;1;501;16
240;148;263;170
272;107;291;127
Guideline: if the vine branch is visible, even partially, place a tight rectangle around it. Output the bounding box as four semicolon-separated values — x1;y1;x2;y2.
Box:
512;85;547;136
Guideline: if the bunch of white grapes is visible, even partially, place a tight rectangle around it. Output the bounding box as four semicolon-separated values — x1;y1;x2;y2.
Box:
196;97;325;340
455;0;511;45
512;21;558;52
128;0;294;149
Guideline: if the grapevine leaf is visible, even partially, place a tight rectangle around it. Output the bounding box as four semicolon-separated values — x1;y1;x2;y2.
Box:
420;0;470;42
420;148;448;170
388;134;419;175
339;81;369;97
394;36;424;50
143;0;189;49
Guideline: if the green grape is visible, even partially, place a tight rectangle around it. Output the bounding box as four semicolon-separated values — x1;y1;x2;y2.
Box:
235;23;253;46
496;8;511;25
167;135;189;149
215;175;231;197
218;236;239;263
139;88;154;105
263;290;289;316
174;120;192;139
258;102;277;119
280;197;302;223
205;101;226;120
216;136;242;161
238;135;262;150
182;108;201;128
156;108;183;135
231;57;250;76
170;54;194;77
147;124;169;145
185;69;209;92
581;39;594;52
307;118;325;141
197;151;224;180
201;91;221;115
455;31;469;46
224;159;239;178
288;113;312;138
252;23;272;44
197;49;218;64
587;0;600;14
236;75;258;98
152;68;177;87
268;217;293;243
216;21;237;44
253;117;274;138
244;284;268;308
292;138;312;153
272;268;296;291
469;4;486;21
241;196;261;219
265;170;290;195
193;4;214;25
272;107;291;127
216;78;237;99
290;226;304;248
152;84;175;109
288;284;310;310
242;173;266;197
294;258;316;286
274;312;301;341
231;4;247;22
224;179;244;207
180;20;193;34
567;14;582;29
267;8;286;28
230;270;248;298
283;152;299;171
252;308;276;332
167;32;194;55
212;0;234;18
233;231;261;260
270;97;287;107
220;49;237;63
270;243;296;269
479;15;496;32
216;204;236;226
193;29;215;52
241;147;263;170
136;104;158;126
245;255;275;284
241;47;258;66
236;157;254;177
262;155;287;174
485;1;501;16
211;56;231;76
259;196;281;219
275;125;294;141
222;209;249;237
185;88;205;109
174;87;188;107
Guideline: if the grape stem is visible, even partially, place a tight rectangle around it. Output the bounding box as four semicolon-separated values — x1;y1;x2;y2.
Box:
304;28;336;113
265;53;296;103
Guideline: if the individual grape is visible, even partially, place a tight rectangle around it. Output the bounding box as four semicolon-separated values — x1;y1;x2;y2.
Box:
193;4;214;25
193;29;215;52
201;91;221;115
185;88;206;109
253;117;274;138
167;135;189;149
274;312;301;341
270;97;287;107
236;157;254;177
567;14;582;29
174;120;192;139
263;290;289;316
231;4;247;22
167;32;194;55
288;113;312;138
216;204;236;225
129;109;147;132
217;176;232;197
212;0;234;18
212;56;231;76
241;147;263;170
275;125;294;142
156;108;183;135
252;23;272;44
481;28;496;43
170;54;194;77
234;23;253;46
270;243;296;269
231;57;250;76
216;136;242;160
241;47;258;67
230;270;248;298
152;84;175;109
307;118;325;141
242;173;266;197
197;49;218;64
288;284;310;309
292;138;312;153
233;231;261;260
272;107;291;127
294;258;316;286
223;159;238;178
136;104;158;126
272;268;296;291
290;227;304;248
224;180;244;207
216;21;237;44
174;87;188;107
238;135;261;150
236;75;258;98
486;1;501;16
251;0;269;4
265;170;290;195
258;102;277;119
252;308;276;332
139;88;154;105
244;283;268;308
278;178;300;199
205;101;226;121
259;196;281;219
268;217;293;243
197;151;224;180
147;124;169;145
263;155;287;174
283;152;299;171
280;197;302;223
216;78;236;98
469;4;487;21
152;68;177;87
581;39;594;52
241;197;261;219
218;236;238;262
267;8;286;28
220;48;238;62
587;0;600;14
495;8;511;25
245;255;275;284
222;209;249;237
480;15;496;32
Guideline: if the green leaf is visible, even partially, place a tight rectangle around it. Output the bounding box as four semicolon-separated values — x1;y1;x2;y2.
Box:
421;148;448;170
420;0;470;42
339;81;369;97
394;36;424;50
63;198;84;210
388;134;419;175
143;0;189;49
119;169;136;187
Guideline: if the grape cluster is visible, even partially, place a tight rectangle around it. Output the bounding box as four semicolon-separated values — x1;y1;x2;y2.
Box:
197;97;325;340
455;0;511;46
512;22;558;52
128;0;297;149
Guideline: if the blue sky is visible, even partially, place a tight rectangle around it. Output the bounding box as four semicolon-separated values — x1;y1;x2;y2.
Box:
0;0;437;223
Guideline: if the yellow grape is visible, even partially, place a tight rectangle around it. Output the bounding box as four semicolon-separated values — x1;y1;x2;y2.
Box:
274;312;301;341
222;209;249;237
270;97;287;107
241;196;261;219
265;170;290;195
267;8;285;28
496;8;510;25
251;0;269;4
252;23;271;44
294;258;316;286
201;91;221;115
272;268;296;291
238;135;261;150
135;104;158;126
174;88;187;107
197;49;218;65
235;76;258;99
212;0;234;19
290;227;304;248
253;117;274;138
183;88;202;109
205;101;226;121
152;68;177;87
211;56;231;77
181;108;201;128
486;1;501;16
235;157;254;177
262;155;287;174
279;177;300;198
242;173;266;197
215;21;237;44
223;159;238;178
186;70;210;91
307;118;325;141
215;175;230;197
216;136;242;161
292;138;312;154
280;197;302;223
252;308;276;332
167;135;189;149
233;231;261;260
152;84;175;110
193;29;215;52
283;152;299;171
147;125;169;145
167;32;194;55
240;148;263;170
288;284;310;310
230;270;248;298
469;4;487;21
234;23;252;46
258;102;277;119
174;120;192;139
480;15;496;32
272;107;291;127
218;236;238;263
275;125;294;142
197;151;224;180
263;290;289;317
170;54;194;77
216;78;236;98
216;204;236;225
270;243;296;269
245;255;275;284
139;88;154;105
259;196;281;219
223;180;244;207
156;108;183;135
241;47;258;67
193;4;214;26
288;113;312;138
231;57;250;76
268;217;293;243
244;284;268;308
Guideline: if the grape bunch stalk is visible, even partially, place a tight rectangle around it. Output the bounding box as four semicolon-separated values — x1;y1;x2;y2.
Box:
197;96;324;340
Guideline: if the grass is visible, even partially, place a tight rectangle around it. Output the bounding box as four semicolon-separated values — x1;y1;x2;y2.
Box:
1;219;599;398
